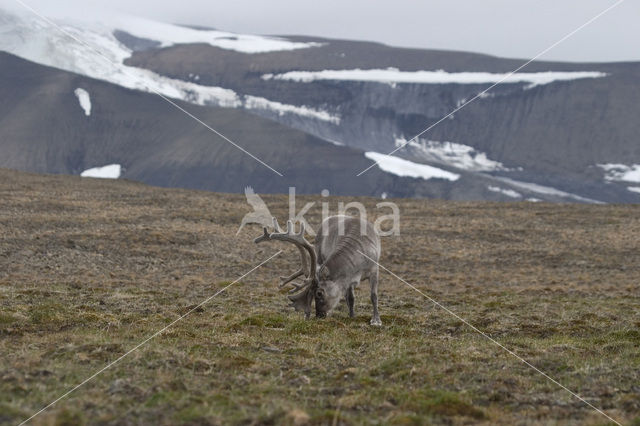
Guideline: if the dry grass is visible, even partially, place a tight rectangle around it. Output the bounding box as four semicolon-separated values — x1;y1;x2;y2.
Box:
0;168;639;425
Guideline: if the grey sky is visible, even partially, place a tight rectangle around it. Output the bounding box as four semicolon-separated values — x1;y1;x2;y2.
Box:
4;0;639;62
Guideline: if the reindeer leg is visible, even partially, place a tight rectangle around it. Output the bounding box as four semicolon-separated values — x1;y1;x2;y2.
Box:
369;267;382;326
346;285;356;318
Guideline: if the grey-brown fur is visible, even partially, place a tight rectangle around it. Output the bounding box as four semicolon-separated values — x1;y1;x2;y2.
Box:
255;215;382;326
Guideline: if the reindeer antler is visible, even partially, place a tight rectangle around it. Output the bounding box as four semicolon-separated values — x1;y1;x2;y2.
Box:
254;218;318;298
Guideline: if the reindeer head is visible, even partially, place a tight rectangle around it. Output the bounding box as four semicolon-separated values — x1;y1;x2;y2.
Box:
254;218;319;319
313;266;343;318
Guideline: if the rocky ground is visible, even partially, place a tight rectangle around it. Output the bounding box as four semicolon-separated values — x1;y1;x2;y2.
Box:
0;168;639;425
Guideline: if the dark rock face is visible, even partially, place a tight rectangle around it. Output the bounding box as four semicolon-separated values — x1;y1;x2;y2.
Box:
113;30;162;52
123;38;640;202
3;25;640;202
0;52;446;198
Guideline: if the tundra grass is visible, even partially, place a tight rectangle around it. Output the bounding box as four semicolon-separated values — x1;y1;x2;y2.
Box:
0;169;639;425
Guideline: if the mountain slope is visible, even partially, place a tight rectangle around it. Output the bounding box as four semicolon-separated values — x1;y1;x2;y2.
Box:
1;7;638;202
120;33;640;202
0;52;436;197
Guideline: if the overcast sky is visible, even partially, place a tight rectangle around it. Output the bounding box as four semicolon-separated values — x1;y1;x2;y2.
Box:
3;0;638;62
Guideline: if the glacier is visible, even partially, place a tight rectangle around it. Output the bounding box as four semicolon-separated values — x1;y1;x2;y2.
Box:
111;15;324;54
0;7;335;121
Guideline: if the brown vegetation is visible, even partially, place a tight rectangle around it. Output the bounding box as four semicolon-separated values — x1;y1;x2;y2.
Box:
0;169;639;425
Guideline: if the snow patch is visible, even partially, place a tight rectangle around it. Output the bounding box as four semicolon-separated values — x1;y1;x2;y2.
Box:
0;10;336;124
244;96;340;123
113;15;323;53
81;164;121;179
264;68;607;86
73;88;91;116
365;152;460;181
487;186;521;198
627;187;640;194
597;164;640;183
0;10;242;109
396;137;508;172
494;177;604;204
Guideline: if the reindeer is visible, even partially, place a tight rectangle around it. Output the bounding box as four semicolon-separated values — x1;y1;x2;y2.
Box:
255;215;383;326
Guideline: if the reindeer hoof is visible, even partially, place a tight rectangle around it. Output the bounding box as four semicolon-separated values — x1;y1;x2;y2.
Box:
370;318;382;326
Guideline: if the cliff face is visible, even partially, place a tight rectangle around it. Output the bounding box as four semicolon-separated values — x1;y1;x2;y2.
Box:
2;8;639;203
0;53;429;198
123;38;640;202
2;51;602;204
